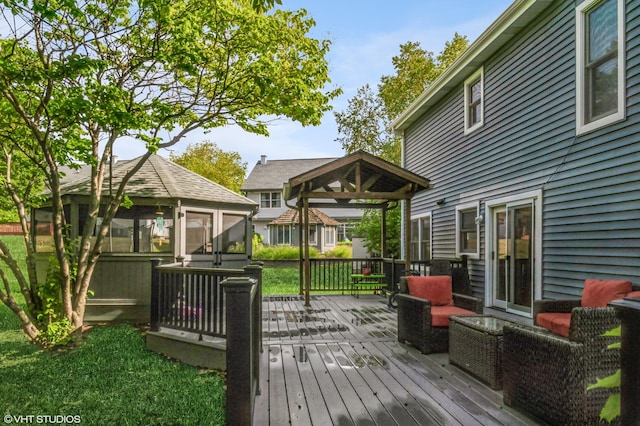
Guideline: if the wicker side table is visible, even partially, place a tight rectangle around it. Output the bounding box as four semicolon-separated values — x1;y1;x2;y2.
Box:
449;315;513;390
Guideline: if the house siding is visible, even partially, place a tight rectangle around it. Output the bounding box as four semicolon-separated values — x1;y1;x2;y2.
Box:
403;0;640;299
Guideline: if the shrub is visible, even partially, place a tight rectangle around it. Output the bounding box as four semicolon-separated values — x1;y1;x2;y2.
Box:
323;245;352;258
253;245;320;260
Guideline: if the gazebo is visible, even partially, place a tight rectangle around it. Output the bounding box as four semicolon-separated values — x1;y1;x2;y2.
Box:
32;154;257;322
283;150;430;305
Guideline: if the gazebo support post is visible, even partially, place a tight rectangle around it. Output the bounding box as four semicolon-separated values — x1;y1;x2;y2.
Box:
298;205;304;295
381;204;387;258
303;197;311;307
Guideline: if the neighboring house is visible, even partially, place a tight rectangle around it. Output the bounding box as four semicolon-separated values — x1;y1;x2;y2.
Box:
269;207;340;253
34;154;257;322
242;155;363;246
392;0;640;319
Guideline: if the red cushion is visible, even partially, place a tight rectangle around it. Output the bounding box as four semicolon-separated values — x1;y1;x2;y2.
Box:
536;312;571;337
407;276;453;306
581;279;632;307
626;291;640;299
431;306;477;327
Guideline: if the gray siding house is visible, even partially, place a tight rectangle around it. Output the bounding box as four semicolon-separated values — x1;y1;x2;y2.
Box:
242;155;363;247
392;0;639;319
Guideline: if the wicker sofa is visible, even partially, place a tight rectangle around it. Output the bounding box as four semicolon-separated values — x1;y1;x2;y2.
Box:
397;259;483;354
503;280;639;425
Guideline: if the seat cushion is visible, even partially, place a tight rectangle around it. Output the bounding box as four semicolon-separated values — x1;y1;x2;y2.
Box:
536;312;571;337
407;276;453;306
581;279;632;307
431;306;477;327
625;290;640;299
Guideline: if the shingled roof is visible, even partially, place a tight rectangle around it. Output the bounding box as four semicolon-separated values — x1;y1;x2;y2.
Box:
241;157;338;192
57;154;256;207
269;208;340;226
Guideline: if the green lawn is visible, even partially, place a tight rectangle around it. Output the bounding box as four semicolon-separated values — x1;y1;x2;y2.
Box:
0;236;226;425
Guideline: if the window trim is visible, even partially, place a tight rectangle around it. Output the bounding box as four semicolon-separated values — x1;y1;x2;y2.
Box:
456;202;480;259
576;0;625;135
464;67;484;134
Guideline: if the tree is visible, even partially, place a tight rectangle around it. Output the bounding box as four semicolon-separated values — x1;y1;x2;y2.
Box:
0;0;339;344
336;35;469;254
169;142;247;193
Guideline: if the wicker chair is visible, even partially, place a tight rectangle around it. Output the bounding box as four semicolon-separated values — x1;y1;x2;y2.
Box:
503;281;639;425
397;259;483;354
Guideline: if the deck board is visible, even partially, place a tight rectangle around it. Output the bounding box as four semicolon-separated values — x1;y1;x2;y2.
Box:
255;294;546;426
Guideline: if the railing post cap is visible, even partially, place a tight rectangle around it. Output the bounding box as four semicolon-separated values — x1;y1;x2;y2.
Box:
222;276;257;291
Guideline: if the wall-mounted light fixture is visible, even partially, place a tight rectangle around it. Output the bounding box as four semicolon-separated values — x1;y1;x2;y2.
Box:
475;214;484;225
436;198;445;206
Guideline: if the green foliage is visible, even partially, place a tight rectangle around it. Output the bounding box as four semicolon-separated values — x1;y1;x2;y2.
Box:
323;244;352;258
587;326;621;423
253;244;319;259
35;255;75;347
120;195;134;209
170;141;247;193
354;207;401;257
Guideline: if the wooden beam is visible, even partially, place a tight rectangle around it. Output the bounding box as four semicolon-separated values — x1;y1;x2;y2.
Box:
301;191;412;200
306;202;388;209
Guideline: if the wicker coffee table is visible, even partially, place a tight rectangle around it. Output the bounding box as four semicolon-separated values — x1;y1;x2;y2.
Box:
449;315;514;390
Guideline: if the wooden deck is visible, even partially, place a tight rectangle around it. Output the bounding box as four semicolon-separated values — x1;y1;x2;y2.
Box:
254;294;546;426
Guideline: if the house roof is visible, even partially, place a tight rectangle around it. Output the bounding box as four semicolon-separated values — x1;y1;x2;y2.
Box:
269;208;340;226
57;154;257;207
241;157;338;191
391;0;554;133
284;150;430;204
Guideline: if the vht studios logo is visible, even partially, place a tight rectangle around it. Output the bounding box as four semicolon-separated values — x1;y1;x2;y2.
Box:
3;415;81;424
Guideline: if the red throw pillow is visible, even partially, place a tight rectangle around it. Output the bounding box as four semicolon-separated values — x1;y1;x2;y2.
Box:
581;279;632;307
407;276;453;306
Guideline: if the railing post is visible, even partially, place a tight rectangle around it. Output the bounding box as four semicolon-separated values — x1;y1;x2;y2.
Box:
222;276;258;426
150;258;163;332
244;263;264;352
610;296;640;425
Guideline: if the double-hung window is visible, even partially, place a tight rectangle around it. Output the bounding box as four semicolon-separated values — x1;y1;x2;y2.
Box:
410;214;431;261
260;192;281;208
464;67;484;134
456;203;480;258
576;0;625;134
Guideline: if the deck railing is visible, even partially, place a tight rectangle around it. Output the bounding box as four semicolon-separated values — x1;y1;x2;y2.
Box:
306;257;465;294
150;260;262;338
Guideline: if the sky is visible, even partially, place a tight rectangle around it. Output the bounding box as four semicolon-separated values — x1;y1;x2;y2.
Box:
114;0;514;169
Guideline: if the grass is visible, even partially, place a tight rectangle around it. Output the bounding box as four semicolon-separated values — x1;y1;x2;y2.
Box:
0;236;227;425
262;266;300;294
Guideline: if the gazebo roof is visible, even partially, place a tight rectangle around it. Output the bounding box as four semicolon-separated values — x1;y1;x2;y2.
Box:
284;150;430;206
269;208;340;226
57;154;256;207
